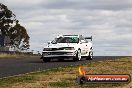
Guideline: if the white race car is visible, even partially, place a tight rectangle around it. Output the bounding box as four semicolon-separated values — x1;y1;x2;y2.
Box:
41;35;93;62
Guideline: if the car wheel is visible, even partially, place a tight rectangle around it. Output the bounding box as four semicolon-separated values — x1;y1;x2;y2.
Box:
86;51;93;60
73;49;81;61
58;59;64;62
43;58;50;62
40;56;43;59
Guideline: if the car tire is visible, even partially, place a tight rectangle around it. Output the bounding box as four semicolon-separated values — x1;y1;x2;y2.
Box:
86;51;93;60
73;49;82;61
40;56;43;59
43;58;50;62
58;59;64;62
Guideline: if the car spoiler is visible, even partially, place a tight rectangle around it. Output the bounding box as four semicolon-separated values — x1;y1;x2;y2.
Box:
85;36;92;41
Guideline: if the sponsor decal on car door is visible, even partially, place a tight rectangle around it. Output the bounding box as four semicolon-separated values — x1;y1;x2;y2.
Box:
80;40;87;55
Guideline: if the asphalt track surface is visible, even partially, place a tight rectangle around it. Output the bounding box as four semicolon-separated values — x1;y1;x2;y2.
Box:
0;56;125;78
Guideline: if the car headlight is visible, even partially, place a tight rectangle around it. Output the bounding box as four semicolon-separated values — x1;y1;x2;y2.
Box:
63;47;75;50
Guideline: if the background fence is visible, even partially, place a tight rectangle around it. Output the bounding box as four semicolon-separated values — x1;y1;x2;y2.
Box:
0;46;9;51
0;46;41;56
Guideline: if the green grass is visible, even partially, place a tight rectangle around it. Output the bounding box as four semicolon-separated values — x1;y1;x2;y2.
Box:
0;53;39;59
48;80;121;88
0;75;34;87
49;81;71;87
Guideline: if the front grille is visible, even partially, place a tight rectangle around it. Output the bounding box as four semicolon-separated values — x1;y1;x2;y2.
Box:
44;47;74;51
44;48;63;51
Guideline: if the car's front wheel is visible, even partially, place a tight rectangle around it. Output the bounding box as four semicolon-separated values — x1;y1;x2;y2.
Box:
43;58;51;62
86;51;93;60
73;49;82;61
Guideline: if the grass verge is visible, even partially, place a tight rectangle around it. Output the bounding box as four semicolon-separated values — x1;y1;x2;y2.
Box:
0;53;39;59
0;57;132;88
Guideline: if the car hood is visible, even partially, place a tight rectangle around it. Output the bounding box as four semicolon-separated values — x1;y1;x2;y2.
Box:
44;43;77;48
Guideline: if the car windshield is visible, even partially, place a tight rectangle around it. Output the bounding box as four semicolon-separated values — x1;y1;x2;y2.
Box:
52;36;79;43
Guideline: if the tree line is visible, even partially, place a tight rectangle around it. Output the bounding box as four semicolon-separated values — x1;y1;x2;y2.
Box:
0;3;30;51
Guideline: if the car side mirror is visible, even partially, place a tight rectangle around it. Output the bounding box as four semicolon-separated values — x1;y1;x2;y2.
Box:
47;41;51;47
47;41;51;44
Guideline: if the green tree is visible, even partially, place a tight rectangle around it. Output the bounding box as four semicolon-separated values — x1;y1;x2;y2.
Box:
0;3;30;50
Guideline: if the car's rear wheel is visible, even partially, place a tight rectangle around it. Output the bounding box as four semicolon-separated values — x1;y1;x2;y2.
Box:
86;51;93;60
73;49;81;61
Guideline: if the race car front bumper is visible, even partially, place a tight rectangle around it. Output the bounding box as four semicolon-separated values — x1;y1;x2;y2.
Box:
41;50;77;59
